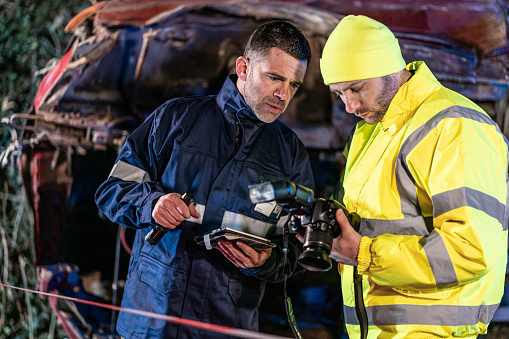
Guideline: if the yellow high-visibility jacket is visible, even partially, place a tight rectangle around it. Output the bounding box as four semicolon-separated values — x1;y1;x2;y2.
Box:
335;61;509;338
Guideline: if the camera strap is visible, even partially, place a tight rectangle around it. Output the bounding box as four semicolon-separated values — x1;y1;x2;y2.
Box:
283;218;303;339
354;267;368;339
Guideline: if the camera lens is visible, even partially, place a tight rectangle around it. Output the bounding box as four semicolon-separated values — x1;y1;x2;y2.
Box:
298;225;333;271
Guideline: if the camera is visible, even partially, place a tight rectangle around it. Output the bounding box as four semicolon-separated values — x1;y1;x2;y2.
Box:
249;180;360;271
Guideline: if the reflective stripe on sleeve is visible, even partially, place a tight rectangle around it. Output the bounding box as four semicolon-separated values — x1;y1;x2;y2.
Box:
109;160;151;183
419;231;458;287
396;106;504;218
359;216;431;238
432;187;506;225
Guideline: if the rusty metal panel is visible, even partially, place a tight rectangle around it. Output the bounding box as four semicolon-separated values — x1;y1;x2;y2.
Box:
19;0;509;152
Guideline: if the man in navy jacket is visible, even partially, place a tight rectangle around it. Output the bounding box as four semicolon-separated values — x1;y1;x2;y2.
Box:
95;21;315;338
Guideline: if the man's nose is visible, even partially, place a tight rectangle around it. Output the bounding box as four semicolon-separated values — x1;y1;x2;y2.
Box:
274;85;290;101
343;94;360;113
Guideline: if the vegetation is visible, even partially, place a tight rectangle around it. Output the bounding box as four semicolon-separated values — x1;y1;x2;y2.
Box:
0;1;91;337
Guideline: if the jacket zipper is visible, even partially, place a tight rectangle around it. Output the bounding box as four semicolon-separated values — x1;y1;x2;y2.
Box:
225;122;242;164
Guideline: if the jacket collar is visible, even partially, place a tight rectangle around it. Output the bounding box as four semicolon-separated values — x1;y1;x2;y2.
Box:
381;61;442;134
217;74;265;128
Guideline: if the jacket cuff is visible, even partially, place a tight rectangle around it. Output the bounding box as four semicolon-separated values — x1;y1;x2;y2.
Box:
142;192;165;225
357;236;373;274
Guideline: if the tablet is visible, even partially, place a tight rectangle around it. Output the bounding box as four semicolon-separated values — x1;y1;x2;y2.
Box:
195;227;277;251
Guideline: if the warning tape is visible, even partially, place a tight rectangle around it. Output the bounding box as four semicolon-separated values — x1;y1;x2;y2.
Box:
0;283;292;339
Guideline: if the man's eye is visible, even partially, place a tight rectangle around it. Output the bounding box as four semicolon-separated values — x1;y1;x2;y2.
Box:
292;83;301;89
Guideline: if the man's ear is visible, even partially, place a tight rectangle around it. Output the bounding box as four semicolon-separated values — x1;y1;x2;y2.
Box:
236;56;249;81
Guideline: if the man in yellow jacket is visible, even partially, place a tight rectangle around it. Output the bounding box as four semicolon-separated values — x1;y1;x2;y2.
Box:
320;15;509;338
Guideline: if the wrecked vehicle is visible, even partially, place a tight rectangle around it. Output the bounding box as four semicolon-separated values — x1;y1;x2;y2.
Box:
2;0;508;337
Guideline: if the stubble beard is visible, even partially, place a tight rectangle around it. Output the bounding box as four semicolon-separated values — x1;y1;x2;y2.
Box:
362;75;399;125
243;73;284;124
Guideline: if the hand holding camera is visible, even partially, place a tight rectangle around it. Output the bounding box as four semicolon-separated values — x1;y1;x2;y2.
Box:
249;180;361;271
328;209;362;266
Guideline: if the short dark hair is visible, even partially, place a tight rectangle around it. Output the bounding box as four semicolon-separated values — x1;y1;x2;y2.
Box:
244;20;311;64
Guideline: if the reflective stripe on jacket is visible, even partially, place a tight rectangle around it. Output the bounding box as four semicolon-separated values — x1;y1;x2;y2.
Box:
335;61;509;338
95;75;314;338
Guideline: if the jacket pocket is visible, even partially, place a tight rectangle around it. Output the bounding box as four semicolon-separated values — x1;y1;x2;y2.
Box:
247;170;291;224
228;278;266;308
137;257;183;294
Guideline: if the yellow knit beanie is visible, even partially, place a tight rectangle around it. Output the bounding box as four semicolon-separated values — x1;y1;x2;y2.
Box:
320;15;406;85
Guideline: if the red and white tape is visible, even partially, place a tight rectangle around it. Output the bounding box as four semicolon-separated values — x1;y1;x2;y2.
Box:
0;283;292;339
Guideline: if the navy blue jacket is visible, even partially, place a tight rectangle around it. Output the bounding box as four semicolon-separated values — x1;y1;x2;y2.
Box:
95;75;315;338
